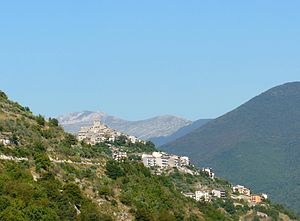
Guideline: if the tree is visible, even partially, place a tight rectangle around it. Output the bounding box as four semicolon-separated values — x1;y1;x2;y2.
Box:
98;185;113;197
0;206;27;221
115;135;127;146
224;201;235;215
23;206;59;221
158;210;176;221
0;91;8;100
63;183;83;205
34;153;50;171
36;115;45;126
33;141;46;152
105;160;125;180
0;196;10;212
48;118;59;127
9;134;18;145
134;208;154;221
64;134;77;147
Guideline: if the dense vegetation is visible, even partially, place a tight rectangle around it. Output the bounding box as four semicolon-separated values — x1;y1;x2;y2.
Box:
162;82;300;214
0;161;112;221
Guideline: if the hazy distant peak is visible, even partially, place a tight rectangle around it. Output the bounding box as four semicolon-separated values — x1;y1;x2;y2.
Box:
58;111;192;140
57;111;108;124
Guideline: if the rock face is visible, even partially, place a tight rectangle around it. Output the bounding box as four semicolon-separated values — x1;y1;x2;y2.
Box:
57;111;192;140
162;82;300;213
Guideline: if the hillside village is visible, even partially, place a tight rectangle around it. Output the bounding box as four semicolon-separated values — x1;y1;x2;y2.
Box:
0;90;297;221
78;120;144;145
77;120;274;218
0;115;291;220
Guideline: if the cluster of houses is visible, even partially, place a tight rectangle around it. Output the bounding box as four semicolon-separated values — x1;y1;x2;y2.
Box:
77;122;269;207
111;149;193;175
183;184;267;205
231;184;268;204
112;151;128;161
183;189;226;202
78;120;142;145
141;151;190;169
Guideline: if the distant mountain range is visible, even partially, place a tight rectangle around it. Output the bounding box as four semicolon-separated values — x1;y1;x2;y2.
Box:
57;111;193;140
161;82;300;213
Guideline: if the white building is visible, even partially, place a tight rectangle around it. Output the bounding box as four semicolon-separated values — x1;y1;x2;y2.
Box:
142;154;156;167
232;185;251;196
141;152;190;170
155;156;169;168
179;156;190;166
195;191;211;202
202;168;215;179
212;189;226;198
128;135;138;144
113;151;128;161
78;127;90;141
168;155;179;168
261;193;268;200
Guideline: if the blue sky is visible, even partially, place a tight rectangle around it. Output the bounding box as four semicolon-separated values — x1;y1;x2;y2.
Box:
1;1;300;120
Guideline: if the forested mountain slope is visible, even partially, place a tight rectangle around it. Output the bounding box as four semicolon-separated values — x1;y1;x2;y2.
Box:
162;82;300;214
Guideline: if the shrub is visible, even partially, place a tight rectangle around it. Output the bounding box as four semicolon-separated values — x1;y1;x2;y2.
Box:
34;153;50;171
48;118;59;127
0;91;8;100
36;115;45;126
105;160;125;180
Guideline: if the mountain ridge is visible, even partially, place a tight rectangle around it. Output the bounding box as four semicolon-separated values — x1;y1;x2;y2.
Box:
58;111;192;140
151;119;211;146
161;81;300;213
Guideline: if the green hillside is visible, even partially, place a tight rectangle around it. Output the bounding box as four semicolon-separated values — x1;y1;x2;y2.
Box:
161;82;300;214
0;90;297;220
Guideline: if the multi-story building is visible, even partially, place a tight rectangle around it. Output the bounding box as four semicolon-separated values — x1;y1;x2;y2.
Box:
212;189;226;198
195;191;211;202
232;185;251;196
168;155;179;168
141;151;190;170
156;156;169;168
113;151;128;161
202;168;215;179
179;156;190;166
142;154;156;167
250;195;262;204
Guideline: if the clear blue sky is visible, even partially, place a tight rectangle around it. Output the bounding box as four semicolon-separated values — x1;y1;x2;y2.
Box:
1;1;300;120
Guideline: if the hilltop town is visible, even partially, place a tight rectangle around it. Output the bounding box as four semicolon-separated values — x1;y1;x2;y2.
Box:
75;120;281;220
0;90;297;221
78;120;144;145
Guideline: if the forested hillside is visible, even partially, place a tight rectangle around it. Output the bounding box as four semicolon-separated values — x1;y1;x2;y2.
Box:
162;82;300;214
